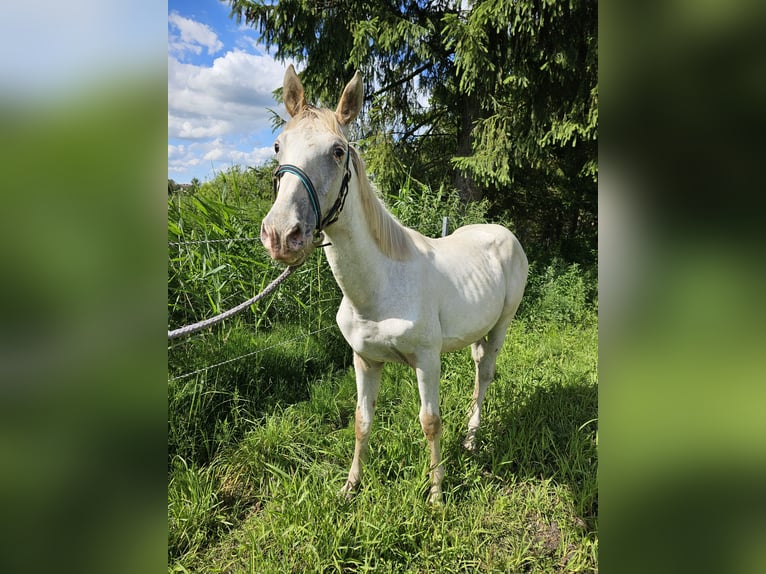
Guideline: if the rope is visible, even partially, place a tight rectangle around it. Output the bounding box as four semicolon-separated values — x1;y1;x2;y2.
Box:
167;265;297;340
168;324;337;381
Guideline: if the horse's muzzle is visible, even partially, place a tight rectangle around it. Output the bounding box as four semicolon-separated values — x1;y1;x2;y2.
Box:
260;220;312;266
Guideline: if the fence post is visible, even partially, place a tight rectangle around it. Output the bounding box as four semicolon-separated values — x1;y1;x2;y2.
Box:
442;216;449;237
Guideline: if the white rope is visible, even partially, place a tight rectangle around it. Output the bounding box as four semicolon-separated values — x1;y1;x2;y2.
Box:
168;324;337;381
167;265;296;340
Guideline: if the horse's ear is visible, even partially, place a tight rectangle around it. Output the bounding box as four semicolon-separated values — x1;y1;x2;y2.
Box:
336;71;363;126
283;65;306;117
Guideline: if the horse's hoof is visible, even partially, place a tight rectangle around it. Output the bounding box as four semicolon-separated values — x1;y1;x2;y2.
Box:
339;489;355;501
427;488;444;506
339;481;358;501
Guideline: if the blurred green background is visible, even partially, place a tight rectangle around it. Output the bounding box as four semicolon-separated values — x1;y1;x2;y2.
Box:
600;0;766;572
1;0;765;572
0;2;167;573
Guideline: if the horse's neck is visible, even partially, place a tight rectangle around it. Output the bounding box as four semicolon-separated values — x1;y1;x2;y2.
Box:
322;181;391;311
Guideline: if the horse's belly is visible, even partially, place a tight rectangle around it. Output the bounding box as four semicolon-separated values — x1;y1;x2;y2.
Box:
336;302;429;365
440;328;490;353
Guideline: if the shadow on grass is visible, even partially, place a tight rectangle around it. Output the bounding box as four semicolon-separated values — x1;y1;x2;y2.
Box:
444;376;598;522
168;323;352;467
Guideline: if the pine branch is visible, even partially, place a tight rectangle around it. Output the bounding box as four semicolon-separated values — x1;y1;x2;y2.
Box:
366;63;432;100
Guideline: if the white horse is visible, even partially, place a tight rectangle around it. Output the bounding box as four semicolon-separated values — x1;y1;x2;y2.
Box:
261;66;528;504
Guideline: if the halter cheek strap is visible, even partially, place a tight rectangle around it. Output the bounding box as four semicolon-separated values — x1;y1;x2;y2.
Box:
272;147;352;237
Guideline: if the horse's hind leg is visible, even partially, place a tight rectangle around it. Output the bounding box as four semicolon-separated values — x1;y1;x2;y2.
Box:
464;316;513;451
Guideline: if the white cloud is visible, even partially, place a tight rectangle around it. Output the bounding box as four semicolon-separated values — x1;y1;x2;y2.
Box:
245;146;278;167
168;115;232;139
169;139;276;179
203;148;224;161
167;11;303;182
168;50;288;140
168;11;223;57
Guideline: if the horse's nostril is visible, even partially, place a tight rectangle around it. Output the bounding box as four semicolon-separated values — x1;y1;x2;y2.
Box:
286;224;305;250
260;221;271;242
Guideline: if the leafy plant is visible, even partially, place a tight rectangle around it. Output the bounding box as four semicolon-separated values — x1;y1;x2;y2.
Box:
521;259;597;326
388;176;492;238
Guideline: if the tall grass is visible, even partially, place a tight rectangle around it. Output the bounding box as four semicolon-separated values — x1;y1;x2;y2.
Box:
168;166;597;572
387;177;493;236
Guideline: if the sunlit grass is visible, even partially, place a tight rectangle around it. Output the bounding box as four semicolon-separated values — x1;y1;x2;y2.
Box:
168;305;597;572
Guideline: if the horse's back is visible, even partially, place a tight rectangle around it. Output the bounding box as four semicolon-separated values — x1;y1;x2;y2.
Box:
457;223;527;308
437;223;527;290
448;223;518;255
424;223;527;350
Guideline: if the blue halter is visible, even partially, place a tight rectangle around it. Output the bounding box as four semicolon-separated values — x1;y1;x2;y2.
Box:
272;147;352;236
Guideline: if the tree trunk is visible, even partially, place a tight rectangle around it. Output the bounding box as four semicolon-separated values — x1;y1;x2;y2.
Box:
454;91;482;203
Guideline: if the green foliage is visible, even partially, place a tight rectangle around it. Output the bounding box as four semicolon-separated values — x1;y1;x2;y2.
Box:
226;0;597;264
388;176;492;238
168;189;268;327
168;164;350;465
444;0;598;164
167;307;597;572
168;167;597;572
520;260;597;327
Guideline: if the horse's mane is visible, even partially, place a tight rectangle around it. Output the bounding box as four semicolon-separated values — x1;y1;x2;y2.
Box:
286;106;428;261
350;149;431;261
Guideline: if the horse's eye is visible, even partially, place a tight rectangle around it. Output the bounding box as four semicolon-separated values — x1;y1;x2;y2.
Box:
274;142;280;153
333;146;345;159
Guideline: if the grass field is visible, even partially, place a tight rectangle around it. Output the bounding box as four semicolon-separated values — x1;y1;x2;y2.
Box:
168;170;598;572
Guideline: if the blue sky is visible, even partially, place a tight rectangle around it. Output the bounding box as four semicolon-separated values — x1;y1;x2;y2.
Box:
2;1;163;98
168;0;300;183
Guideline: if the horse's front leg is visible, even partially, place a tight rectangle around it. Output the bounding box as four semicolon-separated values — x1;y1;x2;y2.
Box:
340;352;382;499
415;351;445;505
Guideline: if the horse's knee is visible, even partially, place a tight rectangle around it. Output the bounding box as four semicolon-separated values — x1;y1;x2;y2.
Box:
355;406;372;441
420;412;442;441
479;360;497;382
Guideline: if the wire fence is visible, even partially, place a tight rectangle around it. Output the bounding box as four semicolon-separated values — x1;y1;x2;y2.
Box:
169;236;261;247
168;214;454;380
168;234;342;382
168;216;449;248
168;265;296;340
167;323;338;382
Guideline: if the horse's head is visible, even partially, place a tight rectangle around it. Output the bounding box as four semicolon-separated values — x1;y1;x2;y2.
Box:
261;65;363;266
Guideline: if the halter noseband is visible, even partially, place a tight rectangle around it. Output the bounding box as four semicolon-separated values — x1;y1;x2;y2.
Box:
272;146;352;238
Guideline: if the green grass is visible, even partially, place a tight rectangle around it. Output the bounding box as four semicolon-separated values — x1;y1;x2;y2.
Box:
168;310;597;573
168;168;597;572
